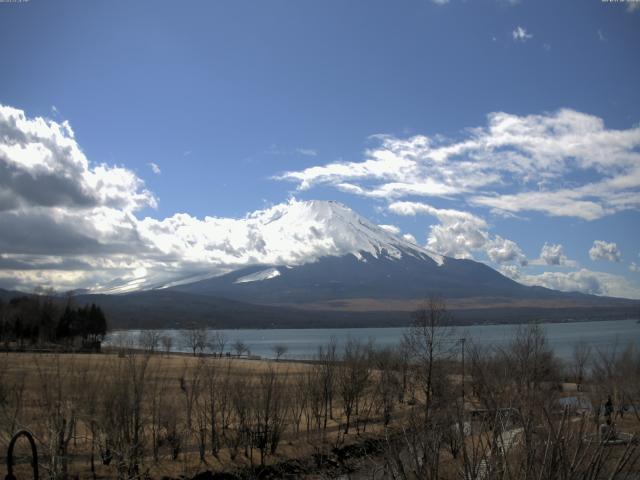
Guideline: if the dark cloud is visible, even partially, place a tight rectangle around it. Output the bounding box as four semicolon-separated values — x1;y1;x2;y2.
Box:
0;159;96;211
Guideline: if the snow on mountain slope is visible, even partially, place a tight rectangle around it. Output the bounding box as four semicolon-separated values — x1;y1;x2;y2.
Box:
234;267;281;284
130;199;444;292
95;199;447;293
248;199;443;265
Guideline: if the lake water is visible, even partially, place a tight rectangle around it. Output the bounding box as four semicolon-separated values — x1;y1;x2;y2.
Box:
105;318;640;362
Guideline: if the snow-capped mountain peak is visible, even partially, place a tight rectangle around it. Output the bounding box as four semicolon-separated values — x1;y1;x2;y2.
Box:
249;199;443;265
107;199;443;293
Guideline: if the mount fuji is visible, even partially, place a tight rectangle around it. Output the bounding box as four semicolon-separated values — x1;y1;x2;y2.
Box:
75;200;639;328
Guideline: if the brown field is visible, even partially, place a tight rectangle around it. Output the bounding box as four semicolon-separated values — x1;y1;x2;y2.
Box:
0;350;401;479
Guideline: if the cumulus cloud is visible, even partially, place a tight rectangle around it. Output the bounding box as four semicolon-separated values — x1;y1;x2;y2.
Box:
0;106;156;213
540;243;564;265
0;104;166;293
388;201;527;265
520;269;639;299
277;109;640;221
486;236;528;265
589;240;621;262
630;262;640;272
537;242;571;266
512;26;533;42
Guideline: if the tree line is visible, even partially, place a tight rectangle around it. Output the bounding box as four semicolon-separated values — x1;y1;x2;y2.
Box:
0;290;107;350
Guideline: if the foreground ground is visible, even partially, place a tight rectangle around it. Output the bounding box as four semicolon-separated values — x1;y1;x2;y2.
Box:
1;326;639;479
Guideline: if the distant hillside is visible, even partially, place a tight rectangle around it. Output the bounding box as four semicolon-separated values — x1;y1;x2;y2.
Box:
77;290;639;329
1;287;637;329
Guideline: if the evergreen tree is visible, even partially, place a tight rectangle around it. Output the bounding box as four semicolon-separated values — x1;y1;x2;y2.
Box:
87;304;107;342
56;306;74;340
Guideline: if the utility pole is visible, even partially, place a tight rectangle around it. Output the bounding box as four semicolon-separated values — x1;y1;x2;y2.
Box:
460;337;466;407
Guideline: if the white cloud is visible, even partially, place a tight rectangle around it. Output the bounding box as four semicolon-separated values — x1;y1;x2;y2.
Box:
498;264;522;280
589;240;621;262
471;190;608;221
486;236;528;265
628;2;640;12
597;29;606;41
540;243;564;265
403;233;417;244
2;104;637;302
512;26;533;42
278;109;640;221
378;224;401;235
0;105;156;212
0;106;442;293
630;262;640;272
388;201;527;265
431;0;450;4
520;269;639;299
148;162;161;175
0;105;363;292
296;148;318;157
533;242;577;267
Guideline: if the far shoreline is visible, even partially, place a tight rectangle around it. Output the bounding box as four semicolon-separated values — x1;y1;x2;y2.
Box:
106;315;640;332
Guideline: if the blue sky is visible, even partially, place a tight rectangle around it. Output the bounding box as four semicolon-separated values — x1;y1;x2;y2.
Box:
0;0;639;297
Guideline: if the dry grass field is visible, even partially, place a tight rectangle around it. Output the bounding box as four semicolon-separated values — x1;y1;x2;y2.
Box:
0;350;402;479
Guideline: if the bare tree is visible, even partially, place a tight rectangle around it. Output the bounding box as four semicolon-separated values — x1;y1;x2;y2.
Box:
572;339;591;384
99;352;151;478
337;338;371;434
272;343;288;361
161;334;173;356
138;330;161;354
34;355;76;479
318;337;337;429
200;357;221;456
372;347;402;426
250;366;288;465
290;371;308;433
209;331;228;357
403;297;453;426
0;366;26;445
232;339;249;358
181;327;209;356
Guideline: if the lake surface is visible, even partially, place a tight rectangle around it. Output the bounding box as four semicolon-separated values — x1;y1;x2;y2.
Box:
105;318;640;362
105;320;640;360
